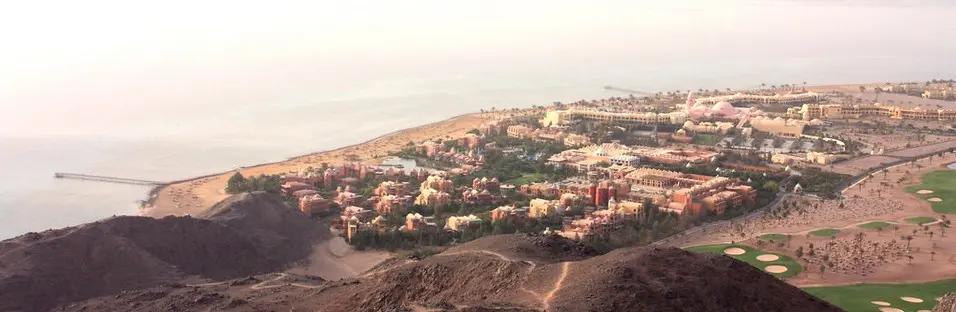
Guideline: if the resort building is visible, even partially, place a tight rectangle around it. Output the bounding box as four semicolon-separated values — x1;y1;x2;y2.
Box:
556;198;641;240
299;194;331;216
374;194;409;214
806;151;851;165
693;92;823;106
375;181;409;197
520;183;560;198
281;181;313;197
471;177;501;192
529;199;562;218
339;206;372;230
541;107;687;127
682;121;736;134
552;143;717;168
415;188;452;208
609;155;640;167
559;193;586;208
345;217;371;243
771;154;805;165
458;133;485;149
547;143;631;172
623;168;756;215
403;213;435;232
507;125;535;139
795;103;956;121
923;90;955;101
748;116;808;137
334;188;363;207
564;134;592;147
421;173;455;193
446;215;482;231
490;205;529;222
629;146;717;165
461;188;497;205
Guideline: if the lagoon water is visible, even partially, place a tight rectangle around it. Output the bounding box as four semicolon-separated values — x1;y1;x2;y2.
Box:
1;0;955;238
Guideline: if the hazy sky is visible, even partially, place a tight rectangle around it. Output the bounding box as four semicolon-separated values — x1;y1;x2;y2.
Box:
1;0;953;136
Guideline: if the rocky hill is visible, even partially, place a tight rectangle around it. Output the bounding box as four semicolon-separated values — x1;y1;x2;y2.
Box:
936;292;956;312
57;234;842;312
0;192;324;312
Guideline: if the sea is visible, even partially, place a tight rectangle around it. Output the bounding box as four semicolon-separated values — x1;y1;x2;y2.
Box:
2;0;955;239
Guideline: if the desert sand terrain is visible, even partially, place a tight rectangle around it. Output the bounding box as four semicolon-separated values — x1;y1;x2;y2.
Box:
678;152;956;287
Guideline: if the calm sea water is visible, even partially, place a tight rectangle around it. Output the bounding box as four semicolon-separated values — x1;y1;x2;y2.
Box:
1;0;955;239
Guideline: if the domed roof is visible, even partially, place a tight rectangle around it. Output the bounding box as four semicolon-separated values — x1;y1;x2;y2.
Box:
593;146;609;156
710;101;739;116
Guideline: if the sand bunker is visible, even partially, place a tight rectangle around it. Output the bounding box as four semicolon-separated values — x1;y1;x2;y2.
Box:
917;190;934;194
764;265;788;273
871;301;891;306
928;197;943;202
878;308;903;312
901;297;924;303
918;310;932;312
756;254;780;262
723;247;746;256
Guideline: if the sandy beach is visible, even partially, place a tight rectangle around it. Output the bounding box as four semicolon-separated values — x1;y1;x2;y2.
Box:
141;111;518;217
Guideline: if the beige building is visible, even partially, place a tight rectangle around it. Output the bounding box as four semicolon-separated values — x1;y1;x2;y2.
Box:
446;215;482;231
542;108;687;127
529;198;561;218
564;133;591;147
507;125;535;139
682;121;735;134
771;154;805;165
806;151;850;165
798;103;956;121
749;116;807;137
694;92;823;106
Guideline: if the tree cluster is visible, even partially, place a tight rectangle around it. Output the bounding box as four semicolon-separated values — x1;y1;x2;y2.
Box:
225;172;282;194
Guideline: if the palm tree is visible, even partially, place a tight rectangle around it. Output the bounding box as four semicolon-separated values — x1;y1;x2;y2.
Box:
930;231;935;240
905;235;914;249
931;251;937;261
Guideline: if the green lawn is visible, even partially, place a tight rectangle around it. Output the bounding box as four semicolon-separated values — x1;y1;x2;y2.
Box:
858;222;892;230
809;228;841;237
906;216;937;225
685;244;802;278
758;233;789;241
803;279;956;312
906;170;956;214
505;173;545;186
692;134;720;146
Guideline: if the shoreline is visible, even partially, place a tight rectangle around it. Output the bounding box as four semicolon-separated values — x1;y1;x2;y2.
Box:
143;113;476;207
141;110;518;217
